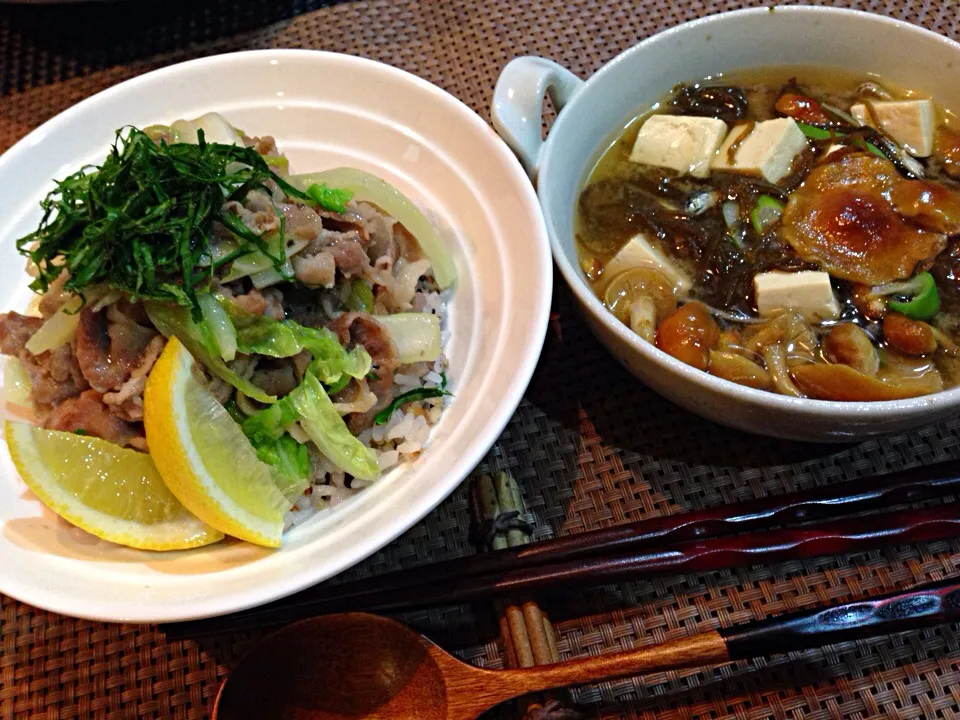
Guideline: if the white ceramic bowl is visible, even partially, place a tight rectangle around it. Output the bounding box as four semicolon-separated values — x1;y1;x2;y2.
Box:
0;50;552;621
493;6;960;442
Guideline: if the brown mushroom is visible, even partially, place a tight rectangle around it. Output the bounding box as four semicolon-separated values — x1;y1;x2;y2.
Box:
743;312;817;366
882;313;938;355
655;301;718;371
791;362;929;401
849;284;888;320
781;154;946;285
627;297;657;344
603;267;677;324
774;93;833;125
823;323;879;376
708;350;774;390
717;328;743;351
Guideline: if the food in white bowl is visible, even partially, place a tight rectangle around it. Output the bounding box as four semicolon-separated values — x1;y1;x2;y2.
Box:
2;112;456;551
576;68;960;402
0;50;551;622
493;6;960;441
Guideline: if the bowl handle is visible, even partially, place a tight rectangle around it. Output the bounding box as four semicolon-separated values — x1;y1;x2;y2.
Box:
492;56;584;180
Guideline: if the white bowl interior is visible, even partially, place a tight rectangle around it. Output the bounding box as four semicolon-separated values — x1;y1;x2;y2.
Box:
0;51;551;621
539;7;960;437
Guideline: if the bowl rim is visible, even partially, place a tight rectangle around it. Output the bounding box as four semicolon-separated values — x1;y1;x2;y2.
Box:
540;5;960;418
0;48;553;621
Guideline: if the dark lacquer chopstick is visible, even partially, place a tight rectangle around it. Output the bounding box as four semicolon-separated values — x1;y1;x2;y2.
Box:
522;575;960;690
283;460;960;605
166;502;960;639
172;460;960;627
718;574;960;659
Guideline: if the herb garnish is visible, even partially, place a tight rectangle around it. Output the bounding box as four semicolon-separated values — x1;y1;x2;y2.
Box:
17;126;316;317
374;386;450;425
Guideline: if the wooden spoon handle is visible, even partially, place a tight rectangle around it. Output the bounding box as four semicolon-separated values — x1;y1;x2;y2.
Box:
447;632;730;720
481;577;960;703
496;631;730;693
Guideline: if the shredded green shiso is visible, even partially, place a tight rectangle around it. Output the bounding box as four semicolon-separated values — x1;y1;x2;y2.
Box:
16;127;343;318
375;386;450;425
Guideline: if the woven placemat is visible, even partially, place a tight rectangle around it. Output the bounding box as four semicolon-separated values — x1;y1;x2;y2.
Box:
3;0;960;718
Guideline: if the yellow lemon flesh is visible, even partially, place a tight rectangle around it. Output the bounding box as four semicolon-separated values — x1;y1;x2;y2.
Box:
5;421;222;551
144;337;290;547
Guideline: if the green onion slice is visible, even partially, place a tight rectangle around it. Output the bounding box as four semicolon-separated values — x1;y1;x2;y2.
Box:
884;272;941;320
750;195;785;234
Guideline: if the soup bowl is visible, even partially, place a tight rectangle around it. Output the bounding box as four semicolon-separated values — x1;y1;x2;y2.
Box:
493;6;960;442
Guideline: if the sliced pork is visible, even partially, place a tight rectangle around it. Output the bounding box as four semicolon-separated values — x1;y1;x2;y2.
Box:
75;305;159;393
101;335;165;422
37;273;72;318
317;207;371;246
0;312;42;355
328;312;399;432
0;311;88;411
21;345;89;410
228;287;285;320
250;359;299;397
223;192;280;236
44;390;145;450
356;201;399;265
322;230;371;278
292;251;336;287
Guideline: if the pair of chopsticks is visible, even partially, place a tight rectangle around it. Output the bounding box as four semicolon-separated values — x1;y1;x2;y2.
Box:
163;460;960;639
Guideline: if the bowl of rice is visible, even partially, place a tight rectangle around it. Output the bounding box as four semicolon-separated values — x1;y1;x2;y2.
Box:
0;50;551;622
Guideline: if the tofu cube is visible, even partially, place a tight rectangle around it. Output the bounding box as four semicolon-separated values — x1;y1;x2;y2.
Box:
630;115;728;178
711;118;808;183
603;232;693;293
850;99;935;157
753;271;840;322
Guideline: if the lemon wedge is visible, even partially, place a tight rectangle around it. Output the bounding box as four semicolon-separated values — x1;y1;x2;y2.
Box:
144;337;290;547
4;421;222;550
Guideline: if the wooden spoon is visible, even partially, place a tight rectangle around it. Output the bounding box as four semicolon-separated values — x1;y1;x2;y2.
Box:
213;578;960;720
